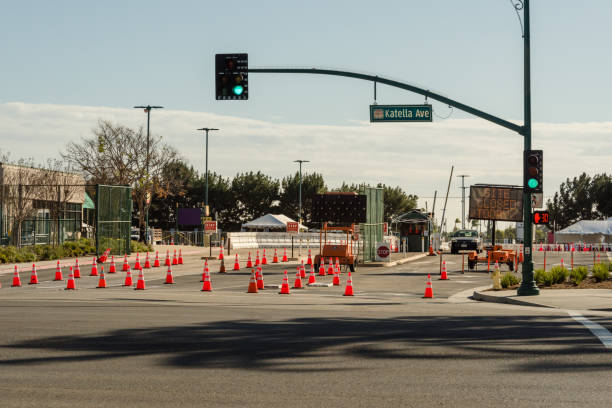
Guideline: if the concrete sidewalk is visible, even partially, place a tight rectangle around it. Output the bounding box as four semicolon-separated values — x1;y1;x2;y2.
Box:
366;252;429;267
473;287;612;311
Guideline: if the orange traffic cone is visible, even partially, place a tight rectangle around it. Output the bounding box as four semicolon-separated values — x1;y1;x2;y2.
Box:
428;245;436;256
201;268;212;291
262;249;267;265
256;266;265;290
11;265;21;287
178;249;183;265
233;254;240;271
246;252;253;268
109;256;117;273
219;258;226;273
218;245;224;261
164;250;170;266
172;250;178;265
319;262;326;276
164;264;175;284
300;260;306;278
133;253;141;270
29;264;39;284
122;254;130;271
279;270;291;294
293;266;304;289
90;257;98;276
282;248;288;262
306;249;312;265
97;267;107;288
440;261;449;280
343;271;354;296
272;248;279;263
332;267;340;286
247;269;259;293
201;261;209;282
144;252;151;269
135;269;146;290
65;268;76;290
255;251;260;267
153;251;160;267
74;258;81;277
54;260;63;281
124;267;133;286
327;258;334;275
308;264;316;284
423;275;434;298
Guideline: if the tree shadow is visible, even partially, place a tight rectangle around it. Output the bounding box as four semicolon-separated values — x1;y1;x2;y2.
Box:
1;315;609;372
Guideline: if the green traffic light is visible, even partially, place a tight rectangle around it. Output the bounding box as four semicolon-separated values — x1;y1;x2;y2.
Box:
232;85;244;96
528;178;539;189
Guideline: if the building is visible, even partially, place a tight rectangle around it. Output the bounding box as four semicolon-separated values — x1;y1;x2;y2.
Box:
0;162;85;246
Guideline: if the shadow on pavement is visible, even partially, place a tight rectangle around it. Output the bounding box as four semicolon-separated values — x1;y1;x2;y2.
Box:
1;315;609;372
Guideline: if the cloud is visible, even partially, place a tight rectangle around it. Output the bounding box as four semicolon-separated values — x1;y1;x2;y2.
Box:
1;102;611;228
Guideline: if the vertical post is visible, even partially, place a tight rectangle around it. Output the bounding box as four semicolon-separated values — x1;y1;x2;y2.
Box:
145;108;150;244
205;129;209;209
518;0;539;295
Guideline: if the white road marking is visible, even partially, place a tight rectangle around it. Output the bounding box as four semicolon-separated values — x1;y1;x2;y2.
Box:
567;310;612;349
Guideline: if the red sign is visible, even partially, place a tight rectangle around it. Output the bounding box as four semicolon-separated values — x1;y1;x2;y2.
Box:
204;221;217;232
533;211;549;225
383;222;388;235
286;222;299;233
377;245;390;258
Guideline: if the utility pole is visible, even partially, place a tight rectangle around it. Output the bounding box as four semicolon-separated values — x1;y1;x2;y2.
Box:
197;128;219;217
456;174;470;229
293;160;309;224
134;105;163;244
440;166;454;237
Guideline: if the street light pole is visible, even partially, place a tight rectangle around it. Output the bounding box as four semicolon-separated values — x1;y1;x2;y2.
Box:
293;160;309;224
456;175;470;229
134;105;163;244
197;128;219;216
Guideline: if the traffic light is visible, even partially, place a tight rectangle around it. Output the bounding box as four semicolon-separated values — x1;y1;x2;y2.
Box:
215;53;248;100
533;211;549;225
524;150;543;193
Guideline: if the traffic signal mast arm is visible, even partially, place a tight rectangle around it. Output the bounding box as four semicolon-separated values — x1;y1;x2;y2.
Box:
248;68;523;136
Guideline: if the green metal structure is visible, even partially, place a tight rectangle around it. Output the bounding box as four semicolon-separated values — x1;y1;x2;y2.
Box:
359;186;384;262
95;184;132;256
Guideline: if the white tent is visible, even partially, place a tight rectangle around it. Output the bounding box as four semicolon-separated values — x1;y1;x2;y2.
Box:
241;214;308;232
555;217;612;244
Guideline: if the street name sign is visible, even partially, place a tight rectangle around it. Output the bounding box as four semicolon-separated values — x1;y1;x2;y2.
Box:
370;104;432;122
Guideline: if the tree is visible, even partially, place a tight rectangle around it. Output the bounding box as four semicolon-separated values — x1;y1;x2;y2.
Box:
63;120;177;240
278;172;326;226
377;184;418;221
225;171;280;230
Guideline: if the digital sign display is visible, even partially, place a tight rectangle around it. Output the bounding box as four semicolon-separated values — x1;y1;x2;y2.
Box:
468;185;523;222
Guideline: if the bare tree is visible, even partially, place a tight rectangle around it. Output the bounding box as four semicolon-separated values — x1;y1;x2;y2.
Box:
62;120;178;241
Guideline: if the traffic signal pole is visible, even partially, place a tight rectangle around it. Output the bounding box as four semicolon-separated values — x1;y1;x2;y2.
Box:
244;0;538;295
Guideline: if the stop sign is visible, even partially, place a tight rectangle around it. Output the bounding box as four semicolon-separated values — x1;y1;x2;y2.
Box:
377;245;390;258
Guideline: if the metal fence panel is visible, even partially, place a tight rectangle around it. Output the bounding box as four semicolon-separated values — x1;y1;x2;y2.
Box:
359;186;384;262
95;185;132;256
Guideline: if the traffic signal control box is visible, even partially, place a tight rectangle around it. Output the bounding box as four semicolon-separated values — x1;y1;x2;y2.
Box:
215;53;248;100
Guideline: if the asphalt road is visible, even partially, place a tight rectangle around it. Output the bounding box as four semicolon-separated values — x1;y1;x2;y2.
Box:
0;253;610;407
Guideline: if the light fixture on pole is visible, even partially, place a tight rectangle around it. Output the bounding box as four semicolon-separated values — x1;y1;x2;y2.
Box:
134;105;163;244
456;174;470;229
293;160;309;225
197;128;219;217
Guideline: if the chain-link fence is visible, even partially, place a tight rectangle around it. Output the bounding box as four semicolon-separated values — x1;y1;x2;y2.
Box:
359;186;384;262
95;184;132;256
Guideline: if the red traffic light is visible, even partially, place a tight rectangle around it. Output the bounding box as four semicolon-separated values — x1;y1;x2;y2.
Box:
533;211;549;225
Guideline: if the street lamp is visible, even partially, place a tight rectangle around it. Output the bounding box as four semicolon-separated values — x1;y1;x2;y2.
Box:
197;128;219;216
134;105;163;243
456;174;470;229
293;160;309;225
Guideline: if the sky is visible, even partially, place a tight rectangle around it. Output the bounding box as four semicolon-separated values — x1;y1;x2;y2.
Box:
1;0;611;230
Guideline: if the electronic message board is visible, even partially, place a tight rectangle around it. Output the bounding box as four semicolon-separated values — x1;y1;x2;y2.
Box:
468;185;523;222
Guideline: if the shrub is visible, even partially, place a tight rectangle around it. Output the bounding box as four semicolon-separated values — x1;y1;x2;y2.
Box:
550;266;569;284
131;240;152;253
570;266;589;285
501;272;520;288
592;263;610;282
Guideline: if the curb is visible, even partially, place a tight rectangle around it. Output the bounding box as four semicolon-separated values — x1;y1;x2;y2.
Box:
366;253;428;268
472;290;554;308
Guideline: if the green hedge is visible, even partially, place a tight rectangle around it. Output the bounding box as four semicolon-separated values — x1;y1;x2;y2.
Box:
501;272;520;288
0;239;96;264
570;266;588;285
592;263;610;282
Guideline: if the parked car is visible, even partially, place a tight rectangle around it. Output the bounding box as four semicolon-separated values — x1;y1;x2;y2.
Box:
450;229;482;254
131;227;140;241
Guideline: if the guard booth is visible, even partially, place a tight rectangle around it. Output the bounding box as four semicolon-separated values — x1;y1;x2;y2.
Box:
393;210;432;252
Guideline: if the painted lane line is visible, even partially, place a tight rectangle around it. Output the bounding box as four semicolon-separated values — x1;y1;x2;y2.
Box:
567;310;612;349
